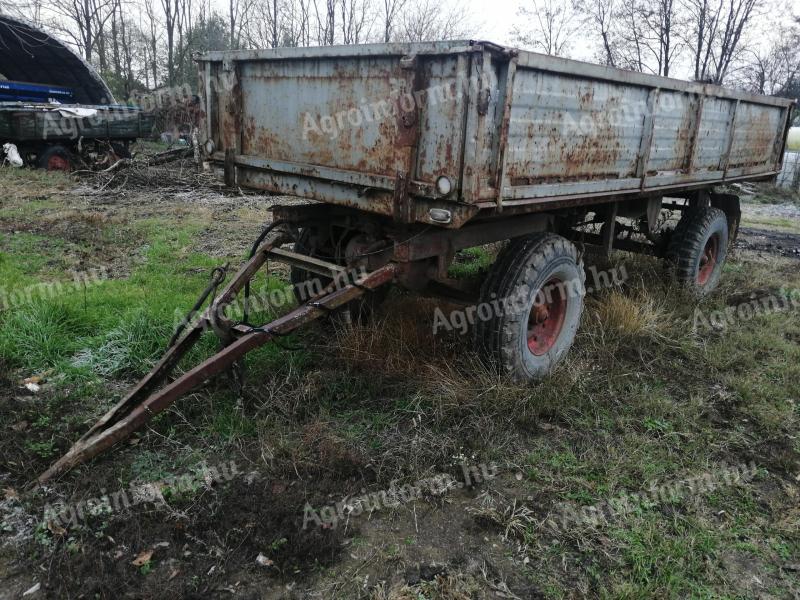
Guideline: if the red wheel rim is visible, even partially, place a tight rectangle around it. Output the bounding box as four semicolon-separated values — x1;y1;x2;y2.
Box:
46;154;70;172
696;234;719;285
527;278;568;356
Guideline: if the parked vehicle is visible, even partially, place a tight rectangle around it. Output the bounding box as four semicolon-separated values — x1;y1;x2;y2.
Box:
40;40;794;481
0;99;154;170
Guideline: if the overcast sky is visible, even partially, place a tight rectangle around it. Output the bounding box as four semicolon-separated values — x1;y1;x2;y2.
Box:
466;0;800;80
182;0;798;82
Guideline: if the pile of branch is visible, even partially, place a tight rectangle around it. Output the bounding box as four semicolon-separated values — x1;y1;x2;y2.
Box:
76;147;227;193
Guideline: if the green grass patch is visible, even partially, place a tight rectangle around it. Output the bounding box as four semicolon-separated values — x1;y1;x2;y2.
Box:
0;232;67;290
447;245;494;279
0;220;241;383
741;214;800;232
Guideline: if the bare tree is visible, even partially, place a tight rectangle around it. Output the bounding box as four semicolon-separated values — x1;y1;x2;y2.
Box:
707;0;760;83
98;0;136;95
109;0;121;75
736;25;800;95
381;0;407;42
682;0;719;80
512;0;577;57
575;0;617;66
118;3;135;95
614;0;646;71
286;0;312;45
228;0;258;48
638;0;683;76
46;0;116;61
246;0;313;46
245;0;281;47
160;0;179;83
142;0;161;87
340;0;373;44
309;0;335;44
683;0;762;83
395;0;474;41
1;0;46;23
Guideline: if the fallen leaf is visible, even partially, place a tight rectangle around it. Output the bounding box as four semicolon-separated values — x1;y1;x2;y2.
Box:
23;376;42;385
3;487;18;500
24;383;41;393
11;421;29;432
255;553;274;567
22;582;40;596
132;549;153;567
47;521;67;536
168;568;180;580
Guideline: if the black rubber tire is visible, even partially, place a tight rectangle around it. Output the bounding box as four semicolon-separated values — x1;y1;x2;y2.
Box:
289;230;330;304
110;142;132;159
665;206;729;297
476;233;585;381
37;145;72;171
474;236;540;356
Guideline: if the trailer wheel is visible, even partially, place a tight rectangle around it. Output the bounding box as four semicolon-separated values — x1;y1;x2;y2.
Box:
290;230;387;320
476;233;584;381
38;145;72;172
666;206;729;296
110;142;131;159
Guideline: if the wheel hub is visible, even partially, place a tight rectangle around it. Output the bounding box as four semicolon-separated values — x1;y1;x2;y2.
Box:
527;278;568;356
696;233;719;285
46;154;70;172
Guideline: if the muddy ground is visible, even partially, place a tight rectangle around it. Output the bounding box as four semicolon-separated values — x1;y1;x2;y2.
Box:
736;227;800;258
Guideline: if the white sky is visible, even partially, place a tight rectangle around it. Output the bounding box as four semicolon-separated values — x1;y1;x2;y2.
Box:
147;0;800;80
467;0;800;80
30;0;800;84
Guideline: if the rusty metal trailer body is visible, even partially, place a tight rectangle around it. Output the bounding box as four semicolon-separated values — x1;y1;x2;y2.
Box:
39;41;795;483
196;40;793;229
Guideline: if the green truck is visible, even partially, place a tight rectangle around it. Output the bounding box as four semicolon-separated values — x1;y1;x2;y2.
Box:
0;99;154;170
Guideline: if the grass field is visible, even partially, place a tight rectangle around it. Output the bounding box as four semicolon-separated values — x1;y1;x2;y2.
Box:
0;164;798;599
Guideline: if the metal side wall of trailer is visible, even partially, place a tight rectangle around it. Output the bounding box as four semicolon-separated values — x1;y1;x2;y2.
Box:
197;41;794;227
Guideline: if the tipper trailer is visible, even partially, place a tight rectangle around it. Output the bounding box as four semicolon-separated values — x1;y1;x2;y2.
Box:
0;100;154;170
40;40;794;481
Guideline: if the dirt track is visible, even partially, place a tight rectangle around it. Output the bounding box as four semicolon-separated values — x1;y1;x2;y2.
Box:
736;227;800;258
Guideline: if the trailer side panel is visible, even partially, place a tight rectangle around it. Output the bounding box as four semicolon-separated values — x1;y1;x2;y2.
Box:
197;41;794;227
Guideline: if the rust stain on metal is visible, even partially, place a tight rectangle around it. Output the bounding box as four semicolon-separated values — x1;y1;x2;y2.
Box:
197;42;791;225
